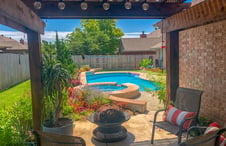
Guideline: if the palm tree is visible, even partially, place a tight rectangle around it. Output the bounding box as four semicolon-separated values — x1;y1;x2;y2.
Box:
41;54;71;126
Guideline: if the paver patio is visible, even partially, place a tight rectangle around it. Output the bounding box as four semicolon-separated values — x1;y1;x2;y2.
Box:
73;92;181;146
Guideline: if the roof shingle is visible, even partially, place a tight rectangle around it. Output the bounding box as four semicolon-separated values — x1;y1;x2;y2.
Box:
120;37;162;52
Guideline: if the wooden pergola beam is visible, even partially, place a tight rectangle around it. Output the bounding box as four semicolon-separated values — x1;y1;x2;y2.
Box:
22;1;190;19
0;15;27;33
0;0;45;34
157;0;226;32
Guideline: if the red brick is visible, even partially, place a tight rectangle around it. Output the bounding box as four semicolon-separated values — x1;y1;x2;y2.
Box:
179;20;226;127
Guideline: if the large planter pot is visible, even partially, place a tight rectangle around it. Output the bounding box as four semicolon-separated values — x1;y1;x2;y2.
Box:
43;118;74;136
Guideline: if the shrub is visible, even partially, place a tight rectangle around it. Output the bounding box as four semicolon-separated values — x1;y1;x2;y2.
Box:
80;65;90;72
71;77;81;87
145;71;167;108
150;67;162;73
42;33;76;75
0;91;33;145
139;58;153;69
68;87;111;115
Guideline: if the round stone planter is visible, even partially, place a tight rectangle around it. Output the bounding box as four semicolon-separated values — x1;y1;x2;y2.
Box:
43;118;74;136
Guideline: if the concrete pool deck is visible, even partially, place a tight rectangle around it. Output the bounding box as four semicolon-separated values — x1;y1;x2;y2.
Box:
73;92;180;146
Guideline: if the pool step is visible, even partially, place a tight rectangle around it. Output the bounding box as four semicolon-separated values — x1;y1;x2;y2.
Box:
111;83;140;99
109;95;147;113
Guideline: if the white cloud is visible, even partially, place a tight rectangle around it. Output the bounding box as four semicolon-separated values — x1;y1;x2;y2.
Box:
41;31;72;42
0;31;26;41
122;35;140;38
0;31;150;41
124;32;143;35
0;31;72;42
122;32;151;38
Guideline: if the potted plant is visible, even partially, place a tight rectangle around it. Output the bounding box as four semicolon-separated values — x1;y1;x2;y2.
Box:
41;54;73;135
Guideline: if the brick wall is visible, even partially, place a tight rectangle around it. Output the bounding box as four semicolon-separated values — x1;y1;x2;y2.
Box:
179;20;226;126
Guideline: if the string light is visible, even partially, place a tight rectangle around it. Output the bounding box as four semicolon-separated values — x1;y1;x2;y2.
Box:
81;2;88;10
142;2;149;11
58;0;65;10
33;0;159;11
103;3;110;11
33;1;41;10
124;1;132;10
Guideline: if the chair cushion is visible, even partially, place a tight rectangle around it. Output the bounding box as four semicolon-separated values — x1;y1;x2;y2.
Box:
163;105;196;130
204;122;226;146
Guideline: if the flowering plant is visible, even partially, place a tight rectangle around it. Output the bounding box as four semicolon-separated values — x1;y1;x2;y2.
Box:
68;87;109;113
67;87;127;114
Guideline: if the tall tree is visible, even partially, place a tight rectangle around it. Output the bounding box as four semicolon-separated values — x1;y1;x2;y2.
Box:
42;32;76;75
66;20;124;55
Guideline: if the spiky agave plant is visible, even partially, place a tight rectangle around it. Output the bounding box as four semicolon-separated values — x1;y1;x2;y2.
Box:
41;54;71;126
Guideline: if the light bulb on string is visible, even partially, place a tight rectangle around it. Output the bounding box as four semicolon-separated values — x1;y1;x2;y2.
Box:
124;1;132;10
58;1;66;10
34;1;41;10
81;2;88;10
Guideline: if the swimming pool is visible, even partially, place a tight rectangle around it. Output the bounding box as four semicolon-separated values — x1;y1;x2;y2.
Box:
89;84;127;92
86;72;159;92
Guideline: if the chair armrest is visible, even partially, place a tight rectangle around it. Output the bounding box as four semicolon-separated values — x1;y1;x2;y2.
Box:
186;126;207;140
177;116;197;138
179;116;197;130
178;116;202;140
180;128;226;146
153;109;165;123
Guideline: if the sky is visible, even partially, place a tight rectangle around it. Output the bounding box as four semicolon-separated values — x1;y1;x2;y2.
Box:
0;0;192;42
0;19;161;42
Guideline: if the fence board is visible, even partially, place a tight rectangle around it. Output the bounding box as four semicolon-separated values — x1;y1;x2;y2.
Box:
72;55;151;70
0;54;153;91
0;53;30;91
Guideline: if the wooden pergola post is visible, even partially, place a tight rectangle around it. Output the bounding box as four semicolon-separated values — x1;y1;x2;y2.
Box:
27;30;43;130
166;31;179;103
0;0;45;131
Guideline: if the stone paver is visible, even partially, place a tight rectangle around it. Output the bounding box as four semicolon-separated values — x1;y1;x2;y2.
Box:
73;92;179;146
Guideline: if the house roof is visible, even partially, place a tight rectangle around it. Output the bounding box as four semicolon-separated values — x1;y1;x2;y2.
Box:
147;29;162;38
120;37;162;52
0;35;28;52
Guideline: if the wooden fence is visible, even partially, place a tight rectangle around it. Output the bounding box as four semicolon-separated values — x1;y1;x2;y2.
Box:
72;55;152;70
0;54;152;91
0;53;30;91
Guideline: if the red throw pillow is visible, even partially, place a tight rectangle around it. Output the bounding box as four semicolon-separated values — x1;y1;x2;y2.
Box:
163;105;196;130
204;122;226;146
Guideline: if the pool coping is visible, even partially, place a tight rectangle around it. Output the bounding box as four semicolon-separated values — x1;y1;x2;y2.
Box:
83;71;154;91
80;70;153;87
78;70;149;113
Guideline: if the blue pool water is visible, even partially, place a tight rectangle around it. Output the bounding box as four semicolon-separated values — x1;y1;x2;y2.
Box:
86;73;159;92
89;84;127;92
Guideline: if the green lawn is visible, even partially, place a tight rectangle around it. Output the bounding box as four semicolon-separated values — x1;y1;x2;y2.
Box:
0;80;31;109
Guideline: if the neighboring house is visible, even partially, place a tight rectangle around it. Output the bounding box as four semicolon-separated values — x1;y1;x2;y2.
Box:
119;37;161;55
119;30;166;68
0;35;28;54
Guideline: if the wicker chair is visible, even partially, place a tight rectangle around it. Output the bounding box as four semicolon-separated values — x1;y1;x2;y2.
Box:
33;130;86;146
151;87;203;144
180;127;226;146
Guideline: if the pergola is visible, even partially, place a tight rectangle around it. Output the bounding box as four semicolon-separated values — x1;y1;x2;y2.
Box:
0;0;225;131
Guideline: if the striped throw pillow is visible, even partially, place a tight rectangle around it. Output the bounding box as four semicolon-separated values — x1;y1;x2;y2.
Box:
164;105;196;130
204;122;226;146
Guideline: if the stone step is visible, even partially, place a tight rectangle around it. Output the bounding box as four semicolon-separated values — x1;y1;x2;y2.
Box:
109;95;147;113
